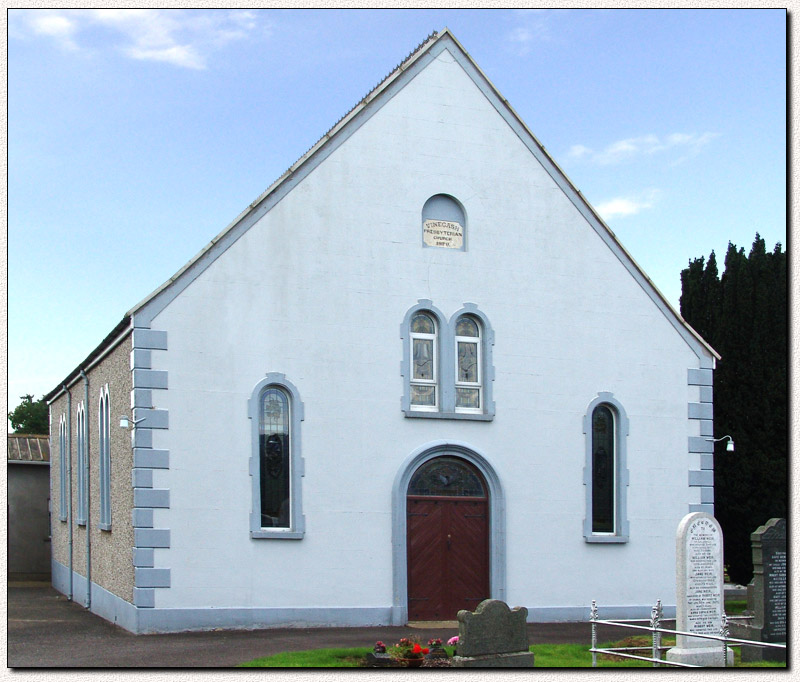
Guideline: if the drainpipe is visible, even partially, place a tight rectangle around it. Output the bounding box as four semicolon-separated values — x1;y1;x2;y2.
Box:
63;384;73;602
80;369;92;610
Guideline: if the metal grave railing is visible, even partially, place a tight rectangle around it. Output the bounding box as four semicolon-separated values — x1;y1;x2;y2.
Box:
589;600;786;667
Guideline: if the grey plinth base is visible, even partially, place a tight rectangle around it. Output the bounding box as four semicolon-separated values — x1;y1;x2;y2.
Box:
451;652;534;668
730;624;785;662
741;644;786;664
666;646;734;667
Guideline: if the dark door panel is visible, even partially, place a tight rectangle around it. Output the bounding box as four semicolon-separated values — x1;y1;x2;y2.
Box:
407;496;489;620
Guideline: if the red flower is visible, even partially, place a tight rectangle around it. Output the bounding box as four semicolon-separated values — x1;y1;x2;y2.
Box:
422;648;429;654
412;643;422;654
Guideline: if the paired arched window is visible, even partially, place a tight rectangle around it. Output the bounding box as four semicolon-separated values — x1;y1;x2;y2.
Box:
248;374;305;539
402;302;494;420
76;403;87;525
410;312;438;410
98;386;111;530
455;316;482;412
583;393;629;542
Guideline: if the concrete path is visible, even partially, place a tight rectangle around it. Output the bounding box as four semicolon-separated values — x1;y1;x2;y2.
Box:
8;582;615;668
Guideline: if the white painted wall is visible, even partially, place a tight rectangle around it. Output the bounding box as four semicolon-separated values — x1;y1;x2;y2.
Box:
147;49;706;615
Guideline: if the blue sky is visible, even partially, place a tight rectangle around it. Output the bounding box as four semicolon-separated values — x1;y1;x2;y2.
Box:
7;8;787;416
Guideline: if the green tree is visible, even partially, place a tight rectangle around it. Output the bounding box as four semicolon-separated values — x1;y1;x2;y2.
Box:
8;394;49;434
680;234;787;586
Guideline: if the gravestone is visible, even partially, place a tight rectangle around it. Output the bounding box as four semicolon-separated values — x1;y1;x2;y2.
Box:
451;599;535;667
666;512;734;666
730;518;786;662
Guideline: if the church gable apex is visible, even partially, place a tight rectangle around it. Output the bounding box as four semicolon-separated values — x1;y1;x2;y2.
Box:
129;29;716;362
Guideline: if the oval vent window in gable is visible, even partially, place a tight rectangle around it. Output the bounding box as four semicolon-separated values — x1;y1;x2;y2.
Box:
422;194;466;251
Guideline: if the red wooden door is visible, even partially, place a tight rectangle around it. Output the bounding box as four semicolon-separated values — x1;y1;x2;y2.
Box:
407;495;489;620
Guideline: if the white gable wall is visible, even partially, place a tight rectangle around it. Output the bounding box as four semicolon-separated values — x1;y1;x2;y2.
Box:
144;49;705;619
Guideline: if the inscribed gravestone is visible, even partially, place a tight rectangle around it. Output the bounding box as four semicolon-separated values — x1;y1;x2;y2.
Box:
451;599;534;667
759;518;787;642
666;512;734;667
730;518;786;662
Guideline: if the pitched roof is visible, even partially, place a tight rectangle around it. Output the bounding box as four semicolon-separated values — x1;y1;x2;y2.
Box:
8;434;50;464
48;28;718;400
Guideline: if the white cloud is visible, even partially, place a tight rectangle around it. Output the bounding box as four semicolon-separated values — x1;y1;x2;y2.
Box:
568;132;718;165
25;11;79;50
11;9;263;69
595;189;660;220
506;9;555;55
127;44;205;70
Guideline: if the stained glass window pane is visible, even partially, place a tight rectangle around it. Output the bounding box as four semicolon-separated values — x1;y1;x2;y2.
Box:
456;387;480;409
411;313;435;335
408;457;486;497
413;338;434;380
456;317;479;337
592;405;614;533
411;385;435;406
457;341;478;382
260;388;290;528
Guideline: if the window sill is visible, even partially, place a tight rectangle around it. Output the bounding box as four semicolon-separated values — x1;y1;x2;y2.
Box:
404;410;493;421
251;530;304;540
584;535;628;544
99;522;112;532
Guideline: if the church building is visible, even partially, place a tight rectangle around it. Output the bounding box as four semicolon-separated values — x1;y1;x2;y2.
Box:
46;29;719;633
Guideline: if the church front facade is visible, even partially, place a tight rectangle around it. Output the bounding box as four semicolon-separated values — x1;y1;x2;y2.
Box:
47;30;718;633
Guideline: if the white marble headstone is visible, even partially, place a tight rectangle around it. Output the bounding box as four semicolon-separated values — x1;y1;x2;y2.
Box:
666;512;733;667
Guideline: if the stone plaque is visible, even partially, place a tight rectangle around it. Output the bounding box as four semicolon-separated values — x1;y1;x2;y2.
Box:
423;220;463;249
666;512;733;667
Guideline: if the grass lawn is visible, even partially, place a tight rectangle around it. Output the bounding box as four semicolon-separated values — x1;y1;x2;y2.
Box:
238;647;369;668
238;636;785;668
725;599;748;615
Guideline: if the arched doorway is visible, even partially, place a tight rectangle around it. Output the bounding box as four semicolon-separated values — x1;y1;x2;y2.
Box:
406;456;490;620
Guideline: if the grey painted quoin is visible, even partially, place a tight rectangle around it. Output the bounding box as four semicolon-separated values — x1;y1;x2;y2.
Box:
46;29;719;633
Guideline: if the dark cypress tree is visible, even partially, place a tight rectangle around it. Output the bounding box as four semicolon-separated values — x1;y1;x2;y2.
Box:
680;235;787;586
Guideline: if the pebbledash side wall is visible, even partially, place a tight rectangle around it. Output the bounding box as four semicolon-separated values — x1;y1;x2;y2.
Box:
50;333;142;630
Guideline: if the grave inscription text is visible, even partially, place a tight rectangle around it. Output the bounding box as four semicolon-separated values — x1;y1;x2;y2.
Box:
685;516;722;635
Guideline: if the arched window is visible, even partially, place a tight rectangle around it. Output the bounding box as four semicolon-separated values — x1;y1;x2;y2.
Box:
259;387;291;529
591;405;614;533
583;393;630;542
410;312;438;410
455;316;481;412
98;386;112;530
408;456;486;497
58;414;68;521
76;403;87;525
248;374;305;539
